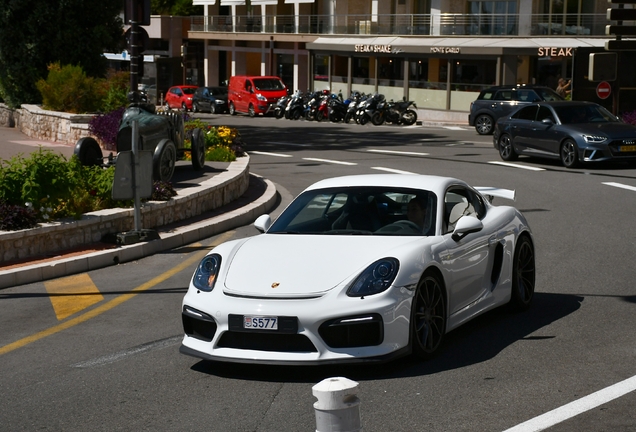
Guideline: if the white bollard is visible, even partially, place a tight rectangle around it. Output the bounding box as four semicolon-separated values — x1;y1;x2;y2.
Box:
312;377;362;432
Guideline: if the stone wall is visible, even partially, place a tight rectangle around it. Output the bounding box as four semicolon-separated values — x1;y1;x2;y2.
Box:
13;104;93;145
0;155;251;263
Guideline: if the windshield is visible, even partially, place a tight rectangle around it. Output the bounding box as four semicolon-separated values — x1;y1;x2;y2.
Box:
535;88;563;101
182;87;196;95
554;104;619;124
268;186;437;236
253;78;285;91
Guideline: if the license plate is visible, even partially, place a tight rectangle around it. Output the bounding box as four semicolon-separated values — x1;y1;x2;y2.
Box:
244;315;278;330
619;145;636;152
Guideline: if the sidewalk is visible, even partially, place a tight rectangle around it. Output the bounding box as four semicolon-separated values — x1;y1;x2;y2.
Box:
0;127;279;289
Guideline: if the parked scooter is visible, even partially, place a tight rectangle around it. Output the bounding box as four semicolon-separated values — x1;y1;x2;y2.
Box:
356;93;385;125
274;93;291;119
328;94;349;122
343;91;364;124
285;90;305;120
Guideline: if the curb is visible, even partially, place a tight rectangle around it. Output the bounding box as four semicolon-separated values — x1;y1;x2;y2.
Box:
0;175;278;289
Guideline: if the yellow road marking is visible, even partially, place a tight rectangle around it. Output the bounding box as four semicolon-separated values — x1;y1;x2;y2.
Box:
45;274;104;320
0;231;235;356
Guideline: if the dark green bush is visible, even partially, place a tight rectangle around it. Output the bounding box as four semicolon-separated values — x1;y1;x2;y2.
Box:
0;201;38;231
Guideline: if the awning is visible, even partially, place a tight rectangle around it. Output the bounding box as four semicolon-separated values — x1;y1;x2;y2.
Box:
306;36;613;56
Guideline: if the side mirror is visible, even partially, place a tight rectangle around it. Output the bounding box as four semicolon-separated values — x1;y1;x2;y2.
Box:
254;214;272;232
541;118;554;125
451;216;483;241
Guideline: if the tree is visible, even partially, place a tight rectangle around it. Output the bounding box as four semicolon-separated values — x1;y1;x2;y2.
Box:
0;0;124;108
151;0;202;16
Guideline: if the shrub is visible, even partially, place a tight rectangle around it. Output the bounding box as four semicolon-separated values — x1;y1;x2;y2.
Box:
183;121;245;162
98;70;130;112
151;181;177;201
35;63;102;114
89;107;125;151
0;201;38;231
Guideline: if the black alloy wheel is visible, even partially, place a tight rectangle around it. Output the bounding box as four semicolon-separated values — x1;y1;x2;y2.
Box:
508;235;535;311
560;139;579;168
475;114;494;135
192;102;198;113
411;272;447;360
401;109;417;126
498;134;518;161
210;103;216;115
371;112;385;126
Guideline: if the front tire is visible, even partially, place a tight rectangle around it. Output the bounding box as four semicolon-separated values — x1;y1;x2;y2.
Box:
498;134;518;161
411;271;447;360
508;235;535;311
190;128;206;171
229;102;236;116
248;104;255;117
316;110;325;122
153;139;177;182
560;139;579;168
210;104;216;115
74;137;103;167
359;113;370;125
371;112;385;126
475;114;494;135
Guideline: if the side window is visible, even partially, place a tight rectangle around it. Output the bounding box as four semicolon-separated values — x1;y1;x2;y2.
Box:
513;106;538;121
245;80;252;91
444;187;485;234
517;90;539;102
537;106;555;123
480;91;495;100
494;91;512;101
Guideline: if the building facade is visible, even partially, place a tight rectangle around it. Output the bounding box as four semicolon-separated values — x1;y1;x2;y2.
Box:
128;1;636;114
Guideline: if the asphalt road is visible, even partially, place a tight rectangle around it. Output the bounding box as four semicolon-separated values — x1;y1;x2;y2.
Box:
1;114;635;431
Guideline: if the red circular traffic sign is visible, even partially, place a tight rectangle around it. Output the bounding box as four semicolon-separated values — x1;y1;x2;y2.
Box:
596;81;611;100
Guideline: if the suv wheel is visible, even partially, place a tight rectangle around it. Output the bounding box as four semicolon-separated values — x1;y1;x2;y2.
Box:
475;114;494;135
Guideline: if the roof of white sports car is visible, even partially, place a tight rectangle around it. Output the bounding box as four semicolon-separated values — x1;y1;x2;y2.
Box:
304;174;465;194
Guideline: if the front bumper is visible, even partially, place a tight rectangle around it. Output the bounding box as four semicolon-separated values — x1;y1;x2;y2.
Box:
180;285;413;364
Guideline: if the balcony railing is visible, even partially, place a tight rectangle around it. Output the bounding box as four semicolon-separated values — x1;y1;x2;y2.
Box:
190;13;609;37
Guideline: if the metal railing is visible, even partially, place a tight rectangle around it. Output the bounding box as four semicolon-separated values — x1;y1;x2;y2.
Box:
190;13;608;37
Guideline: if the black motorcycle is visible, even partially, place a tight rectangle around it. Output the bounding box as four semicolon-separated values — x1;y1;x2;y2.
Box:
328;95;349;122
371;99;418;126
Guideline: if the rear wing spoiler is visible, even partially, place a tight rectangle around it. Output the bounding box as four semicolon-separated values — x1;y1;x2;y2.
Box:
474;187;516;203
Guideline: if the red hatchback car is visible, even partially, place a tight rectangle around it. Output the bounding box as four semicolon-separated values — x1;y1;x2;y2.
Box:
165;85;198;111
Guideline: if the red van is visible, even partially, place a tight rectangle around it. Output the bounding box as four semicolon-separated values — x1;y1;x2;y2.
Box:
227;76;287;117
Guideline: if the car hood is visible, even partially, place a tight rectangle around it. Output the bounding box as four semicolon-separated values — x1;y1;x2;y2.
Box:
222;234;420;297
569;122;636;139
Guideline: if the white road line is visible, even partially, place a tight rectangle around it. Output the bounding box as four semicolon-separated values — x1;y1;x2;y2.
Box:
249;151;293;158
261;141;310;147
489;161;546;171
371;167;417;175
367;149;430;156
603;182;636;192
302;157;357;166
71;336;182;368
503;375;636;432
444;126;467;130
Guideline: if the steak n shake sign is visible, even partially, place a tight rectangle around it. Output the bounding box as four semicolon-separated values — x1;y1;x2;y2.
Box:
354;44;396;53
538;47;574;57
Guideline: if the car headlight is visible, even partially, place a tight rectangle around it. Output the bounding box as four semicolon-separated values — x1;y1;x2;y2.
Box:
347;258;399;297
256;93;267;101
583;134;608;143
192;254;222;292
215;100;224;104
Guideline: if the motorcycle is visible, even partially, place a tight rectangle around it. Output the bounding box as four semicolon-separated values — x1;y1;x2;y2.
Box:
371;99;418;126
274;94;291;119
285;90;305;120
356;93;384;125
343;91;364;124
328;94;349;122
